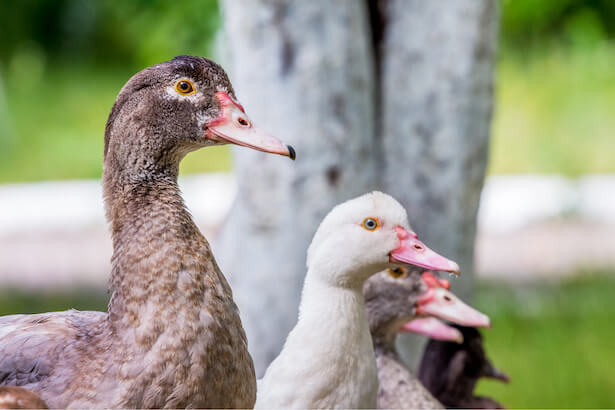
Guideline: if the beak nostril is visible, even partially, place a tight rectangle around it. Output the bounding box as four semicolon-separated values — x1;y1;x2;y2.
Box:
413;244;423;251
237;117;249;126
443;295;452;302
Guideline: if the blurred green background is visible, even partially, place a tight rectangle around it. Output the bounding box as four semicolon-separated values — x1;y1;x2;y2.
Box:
1;0;614;408
1;0;615;182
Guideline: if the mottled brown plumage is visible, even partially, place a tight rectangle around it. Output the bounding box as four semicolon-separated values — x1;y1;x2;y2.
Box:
364;269;445;409
0;56;261;408
0;387;48;409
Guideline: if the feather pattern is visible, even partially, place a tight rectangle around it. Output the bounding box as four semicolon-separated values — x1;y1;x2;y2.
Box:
0;56;256;408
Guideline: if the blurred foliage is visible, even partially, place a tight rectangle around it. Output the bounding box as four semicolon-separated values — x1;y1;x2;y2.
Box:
501;0;615;51
0;287;108;315
0;0;220;69
0;0;228;183
475;273;615;408
0;64;230;183
488;44;615;176
1;0;615;182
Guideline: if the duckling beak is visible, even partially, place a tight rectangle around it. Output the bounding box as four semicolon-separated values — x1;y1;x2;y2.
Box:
415;286;491;328
205;91;295;160
401;317;464;343
389;226;460;275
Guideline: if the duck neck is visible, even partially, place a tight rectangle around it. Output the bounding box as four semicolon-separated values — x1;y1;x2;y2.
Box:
372;331;399;358
295;273;375;367
299;274;368;328
102;157;210;333
291;273;378;407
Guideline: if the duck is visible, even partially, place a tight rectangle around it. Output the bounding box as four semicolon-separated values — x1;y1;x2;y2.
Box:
255;191;461;409
0;387;48;409
418;325;509;409
364;269;491;409
0;55;295;408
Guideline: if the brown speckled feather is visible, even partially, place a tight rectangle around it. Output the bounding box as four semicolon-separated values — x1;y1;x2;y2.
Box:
375;347;443;409
0;56;255;408
364;270;444;409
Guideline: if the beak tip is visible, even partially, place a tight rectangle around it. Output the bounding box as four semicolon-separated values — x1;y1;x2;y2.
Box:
449;261;461;275
287;145;296;160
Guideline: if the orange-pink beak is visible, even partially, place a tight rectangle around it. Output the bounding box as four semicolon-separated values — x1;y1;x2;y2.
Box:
401;272;491;342
205;91;296;160
402;317;464;343
389;226;460;275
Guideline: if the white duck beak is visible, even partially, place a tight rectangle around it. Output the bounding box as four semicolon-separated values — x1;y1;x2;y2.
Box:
205;91;296;160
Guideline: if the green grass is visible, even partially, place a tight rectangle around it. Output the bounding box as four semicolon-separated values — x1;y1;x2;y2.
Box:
0;274;613;408
1;43;615;183
0;63;230;184
0;287;109;316
474;273;615;408
489;44;615;176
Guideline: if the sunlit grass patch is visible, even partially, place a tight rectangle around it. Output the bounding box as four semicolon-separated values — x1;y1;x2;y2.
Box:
489;45;615;176
0;63;231;183
474;273;615;408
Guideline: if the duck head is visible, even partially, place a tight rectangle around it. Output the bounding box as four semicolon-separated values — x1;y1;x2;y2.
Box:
306;192;459;288
104;55;294;182
364;269;490;343
401;272;491;342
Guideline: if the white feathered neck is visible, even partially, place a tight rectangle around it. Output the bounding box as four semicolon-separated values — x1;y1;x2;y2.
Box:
255;192;411;409
255;274;378;409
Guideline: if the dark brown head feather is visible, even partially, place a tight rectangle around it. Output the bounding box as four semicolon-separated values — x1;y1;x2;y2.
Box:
104;55;234;159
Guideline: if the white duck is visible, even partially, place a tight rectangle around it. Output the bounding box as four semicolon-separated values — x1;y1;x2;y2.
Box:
255;191;461;409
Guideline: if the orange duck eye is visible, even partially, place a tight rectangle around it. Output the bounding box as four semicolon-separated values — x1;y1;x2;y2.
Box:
362;217;380;231
175;80;196;95
387;266;408;279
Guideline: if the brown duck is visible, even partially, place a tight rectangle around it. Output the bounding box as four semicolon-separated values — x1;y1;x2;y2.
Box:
364;270;491;409
0;55;294;408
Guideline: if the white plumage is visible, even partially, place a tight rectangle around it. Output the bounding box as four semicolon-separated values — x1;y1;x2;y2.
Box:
256;192;414;409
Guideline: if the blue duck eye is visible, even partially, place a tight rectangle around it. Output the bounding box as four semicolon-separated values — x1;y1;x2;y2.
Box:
362;217;380;231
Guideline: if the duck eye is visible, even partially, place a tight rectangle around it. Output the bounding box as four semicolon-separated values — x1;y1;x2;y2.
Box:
362;217;380;231
387;267;407;279
175;80;196;95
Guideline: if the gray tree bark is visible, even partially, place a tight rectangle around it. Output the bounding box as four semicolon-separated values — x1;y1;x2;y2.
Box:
216;0;497;376
380;0;498;368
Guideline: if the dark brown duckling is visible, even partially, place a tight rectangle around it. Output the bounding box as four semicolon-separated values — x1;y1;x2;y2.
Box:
364;270;491;409
0;55;294;408
418;325;510;409
0;387;47;409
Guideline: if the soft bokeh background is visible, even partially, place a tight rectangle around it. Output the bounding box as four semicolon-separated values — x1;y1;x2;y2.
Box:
1;0;614;407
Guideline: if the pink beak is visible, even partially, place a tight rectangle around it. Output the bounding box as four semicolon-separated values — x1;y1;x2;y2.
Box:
205;91;295;160
415;274;491;328
401;272;490;341
402;317;464;343
389;226;460;275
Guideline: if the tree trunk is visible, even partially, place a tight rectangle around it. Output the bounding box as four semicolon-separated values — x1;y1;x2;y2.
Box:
380;0;498;368
216;0;377;376
217;0;497;376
